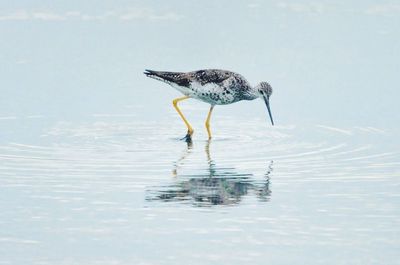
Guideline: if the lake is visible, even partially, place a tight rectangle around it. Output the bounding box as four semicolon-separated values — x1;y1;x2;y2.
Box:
1;109;399;265
1;1;400;264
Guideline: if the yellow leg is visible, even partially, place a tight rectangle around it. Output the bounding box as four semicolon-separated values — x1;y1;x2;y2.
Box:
173;96;194;137
205;105;214;139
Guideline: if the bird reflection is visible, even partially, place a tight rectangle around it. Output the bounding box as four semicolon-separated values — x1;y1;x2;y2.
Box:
146;140;273;207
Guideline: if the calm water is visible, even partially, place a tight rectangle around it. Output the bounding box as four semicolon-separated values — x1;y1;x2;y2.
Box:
1;110;399;265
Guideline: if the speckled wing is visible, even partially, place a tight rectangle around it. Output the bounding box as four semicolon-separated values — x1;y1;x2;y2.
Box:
187;70;250;105
188;69;233;86
144;69;252;105
144;69;232;88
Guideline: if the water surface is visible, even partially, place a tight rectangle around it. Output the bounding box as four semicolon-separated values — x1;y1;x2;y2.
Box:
1;112;399;265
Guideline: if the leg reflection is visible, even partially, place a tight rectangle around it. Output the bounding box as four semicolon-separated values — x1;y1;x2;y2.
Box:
172;139;193;177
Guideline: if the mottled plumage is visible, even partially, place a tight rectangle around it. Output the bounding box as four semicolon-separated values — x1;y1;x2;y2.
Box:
144;69;274;140
144;69;259;105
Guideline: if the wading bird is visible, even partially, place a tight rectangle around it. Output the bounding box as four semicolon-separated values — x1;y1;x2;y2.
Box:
144;69;274;141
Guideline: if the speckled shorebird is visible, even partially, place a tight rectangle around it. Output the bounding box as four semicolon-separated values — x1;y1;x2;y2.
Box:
144;69;274;140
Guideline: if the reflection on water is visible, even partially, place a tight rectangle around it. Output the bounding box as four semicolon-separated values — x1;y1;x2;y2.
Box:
146;140;273;206
0;116;399;265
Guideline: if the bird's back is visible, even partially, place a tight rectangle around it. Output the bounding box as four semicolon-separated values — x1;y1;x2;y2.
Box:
144;69;255;105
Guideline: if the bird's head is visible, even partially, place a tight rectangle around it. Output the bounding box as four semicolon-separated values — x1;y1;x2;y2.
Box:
255;82;274;126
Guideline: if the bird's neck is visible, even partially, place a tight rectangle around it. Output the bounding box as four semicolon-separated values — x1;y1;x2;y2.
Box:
242;87;259;100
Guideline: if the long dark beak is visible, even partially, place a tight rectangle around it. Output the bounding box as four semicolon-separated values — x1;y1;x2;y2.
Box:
263;96;274;126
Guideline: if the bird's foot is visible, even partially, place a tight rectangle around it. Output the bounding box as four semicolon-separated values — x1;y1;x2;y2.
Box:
180;134;192;143
180;130;193;143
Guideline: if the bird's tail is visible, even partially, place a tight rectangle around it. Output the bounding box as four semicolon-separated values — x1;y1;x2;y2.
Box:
144;69;177;78
143;69;158;77
144;69;172;82
144;69;188;86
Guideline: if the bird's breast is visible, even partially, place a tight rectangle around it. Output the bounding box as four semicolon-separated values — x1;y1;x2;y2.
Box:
189;82;237;105
170;81;238;105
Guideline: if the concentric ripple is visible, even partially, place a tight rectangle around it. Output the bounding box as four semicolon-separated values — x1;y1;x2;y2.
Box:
0;116;399;265
0;119;398;203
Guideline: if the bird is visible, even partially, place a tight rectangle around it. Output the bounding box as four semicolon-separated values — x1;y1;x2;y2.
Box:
144;69;274;141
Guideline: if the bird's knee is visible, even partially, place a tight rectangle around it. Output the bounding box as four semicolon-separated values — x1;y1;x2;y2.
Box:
172;99;178;107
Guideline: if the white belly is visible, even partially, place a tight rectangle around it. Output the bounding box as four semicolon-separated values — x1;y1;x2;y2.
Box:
171;81;236;105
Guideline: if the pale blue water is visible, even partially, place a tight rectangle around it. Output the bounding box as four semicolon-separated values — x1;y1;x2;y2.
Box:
1;1;400;264
1;110;399;265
